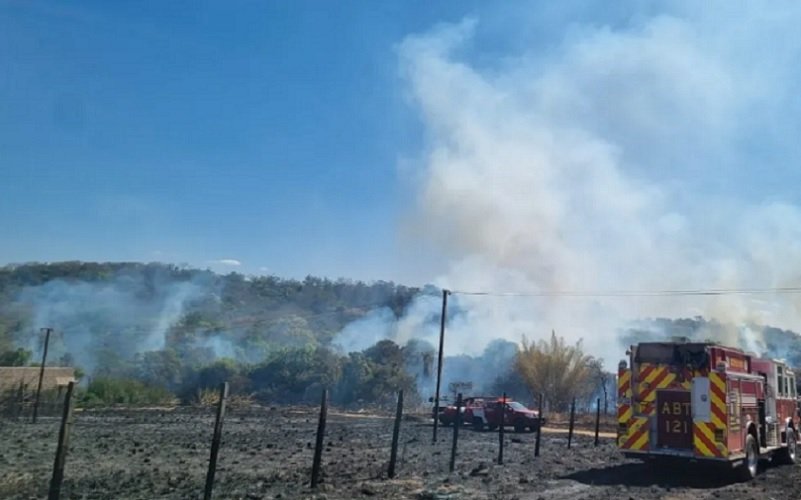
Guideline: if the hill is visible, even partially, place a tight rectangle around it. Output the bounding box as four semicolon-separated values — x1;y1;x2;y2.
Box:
0;262;427;404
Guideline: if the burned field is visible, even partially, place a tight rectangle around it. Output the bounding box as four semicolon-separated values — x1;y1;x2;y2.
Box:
1;407;800;500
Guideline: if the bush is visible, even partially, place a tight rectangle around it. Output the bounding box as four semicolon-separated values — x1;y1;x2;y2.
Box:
81;377;176;407
0;348;32;366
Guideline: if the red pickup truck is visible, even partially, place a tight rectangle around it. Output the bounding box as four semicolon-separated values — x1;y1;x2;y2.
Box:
438;396;545;432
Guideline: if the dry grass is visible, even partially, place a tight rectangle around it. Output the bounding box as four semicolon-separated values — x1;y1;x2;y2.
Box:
194;387;254;408
545;411;617;432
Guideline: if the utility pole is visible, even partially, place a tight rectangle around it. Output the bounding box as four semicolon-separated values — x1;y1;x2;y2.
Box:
33;327;53;424
432;289;449;443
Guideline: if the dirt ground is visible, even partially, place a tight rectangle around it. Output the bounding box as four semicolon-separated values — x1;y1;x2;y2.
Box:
1;406;800;500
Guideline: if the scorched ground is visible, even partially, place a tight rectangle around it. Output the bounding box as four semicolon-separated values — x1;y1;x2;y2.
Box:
1;406;799;499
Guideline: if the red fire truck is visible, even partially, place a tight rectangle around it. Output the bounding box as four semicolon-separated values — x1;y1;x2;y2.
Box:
617;340;799;479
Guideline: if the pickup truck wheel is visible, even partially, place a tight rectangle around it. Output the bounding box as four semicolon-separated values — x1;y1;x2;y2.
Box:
514;422;526;433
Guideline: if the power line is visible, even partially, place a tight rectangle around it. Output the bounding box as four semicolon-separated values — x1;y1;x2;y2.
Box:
449;286;801;298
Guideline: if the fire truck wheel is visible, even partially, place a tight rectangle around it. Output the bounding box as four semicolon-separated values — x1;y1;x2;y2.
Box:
738;434;759;481
473;417;485;431
778;428;797;465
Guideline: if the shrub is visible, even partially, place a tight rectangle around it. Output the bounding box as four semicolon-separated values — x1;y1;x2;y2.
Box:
81;377;176;407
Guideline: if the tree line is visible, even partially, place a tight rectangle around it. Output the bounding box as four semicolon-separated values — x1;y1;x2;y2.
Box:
0;262;616;411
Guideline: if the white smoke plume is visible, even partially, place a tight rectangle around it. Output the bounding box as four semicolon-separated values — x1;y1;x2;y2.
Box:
372;3;801;366
17;273;212;372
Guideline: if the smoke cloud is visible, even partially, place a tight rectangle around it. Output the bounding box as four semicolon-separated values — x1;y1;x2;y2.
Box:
383;3;801;366
17;271;214;372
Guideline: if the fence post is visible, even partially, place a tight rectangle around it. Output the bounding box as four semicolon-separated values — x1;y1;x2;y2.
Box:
48;381;75;500
388;390;404;478
203;382;229;500
33;327;52;423
449;393;462;473
310;388;328;488
498;392;505;465
567;398;576;449
594;397;601;447
16;380;25;419
534;393;543;457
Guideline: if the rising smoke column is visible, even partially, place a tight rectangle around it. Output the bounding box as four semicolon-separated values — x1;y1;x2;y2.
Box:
393;3;801;365
15;269;214;373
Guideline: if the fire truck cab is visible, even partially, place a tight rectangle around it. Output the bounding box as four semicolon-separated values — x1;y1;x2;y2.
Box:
617;341;799;480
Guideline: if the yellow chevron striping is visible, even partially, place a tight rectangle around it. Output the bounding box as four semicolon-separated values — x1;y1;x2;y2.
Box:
694;424;716;457
697;421;715;442
711;398;726;413
695;439;715;457
638;402;655;415
621;416;649;449
644;366;663;384
711;412;726;430
708;373;727;432
631;430;649;450
658;372;676;387
641;371;676;402
709;372;726;393
618;405;632;423
695;422;727;457
619;371;631;396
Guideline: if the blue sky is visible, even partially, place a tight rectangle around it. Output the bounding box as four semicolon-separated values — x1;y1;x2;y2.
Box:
0;0;490;281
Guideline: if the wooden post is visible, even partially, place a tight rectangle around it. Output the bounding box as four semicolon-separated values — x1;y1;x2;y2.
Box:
388;390;404;478
449;393;462;472
567;398;576;449
534;393;543;457
48;381;75;500
594;397;601;447
310;388;328;489
16;380;24;419
33;327;53;423
498;392;506;465
433;289;449;443
203;382;229;500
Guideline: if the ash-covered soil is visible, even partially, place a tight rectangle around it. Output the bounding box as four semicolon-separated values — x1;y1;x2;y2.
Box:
1;406;799;499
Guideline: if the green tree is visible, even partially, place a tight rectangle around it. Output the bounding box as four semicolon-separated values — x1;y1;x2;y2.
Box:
191;358;250;397
0;347;32;366
248;346;343;403
135;349;184;391
335;340;418;405
336;352;373;404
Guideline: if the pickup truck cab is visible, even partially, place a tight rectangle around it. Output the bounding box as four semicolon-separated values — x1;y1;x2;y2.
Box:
439;396;545;432
481;398;544;432
438;396;486;426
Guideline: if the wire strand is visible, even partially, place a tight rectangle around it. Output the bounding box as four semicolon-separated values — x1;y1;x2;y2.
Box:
449;287;801;298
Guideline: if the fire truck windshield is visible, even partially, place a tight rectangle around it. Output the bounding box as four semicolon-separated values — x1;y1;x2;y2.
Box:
634;343;710;369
